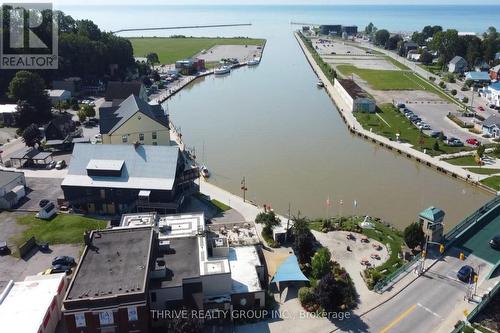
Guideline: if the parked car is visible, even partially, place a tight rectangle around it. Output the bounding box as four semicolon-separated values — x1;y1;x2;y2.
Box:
397;103;406;109
51;264;72;274
457;265;475;282
0;240;9;255
52;256;76;266
430;131;441;138
55;160;66;170
47;160;56;169
466;138;480;146
477;106;485;112
490;235;500;250
418;123;431;130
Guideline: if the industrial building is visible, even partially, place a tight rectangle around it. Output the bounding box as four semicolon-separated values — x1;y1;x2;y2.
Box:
333;78;376;113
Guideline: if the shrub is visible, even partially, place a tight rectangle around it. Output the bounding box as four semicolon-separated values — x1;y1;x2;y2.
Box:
462;97;469;103
451;89;457;96
403;222;425;249
298;287;315;305
311;248;332;279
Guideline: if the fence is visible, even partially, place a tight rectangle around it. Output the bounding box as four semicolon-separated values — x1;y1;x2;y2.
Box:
374;195;500;292
450;281;500;333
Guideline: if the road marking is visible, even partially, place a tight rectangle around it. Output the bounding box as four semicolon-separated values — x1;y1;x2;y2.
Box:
417;303;442;319
379;303;417;333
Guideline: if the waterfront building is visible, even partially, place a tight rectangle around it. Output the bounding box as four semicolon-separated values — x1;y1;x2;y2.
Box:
61;143;198;214
448;56;468;74
62;213;266;332
99;94;171;145
175;58;205;75
333;78;376;113
62;227;154;333
418;206;445;243
342;25;358;36
319;25;342;36
104;81;148;105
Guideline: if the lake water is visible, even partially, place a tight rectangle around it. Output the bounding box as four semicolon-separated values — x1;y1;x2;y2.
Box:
61;5;500;229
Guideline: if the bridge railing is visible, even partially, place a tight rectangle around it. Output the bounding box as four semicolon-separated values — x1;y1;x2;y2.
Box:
375;195;500;293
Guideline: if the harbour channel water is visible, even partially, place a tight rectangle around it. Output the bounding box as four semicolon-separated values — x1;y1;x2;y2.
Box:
62;5;499;229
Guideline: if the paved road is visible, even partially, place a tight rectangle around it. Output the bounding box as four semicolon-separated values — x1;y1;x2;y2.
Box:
337;249;491;333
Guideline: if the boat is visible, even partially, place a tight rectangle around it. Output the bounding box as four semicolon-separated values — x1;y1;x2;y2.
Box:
214;66;231;76
247;57;260;66
199;165;210;178
317;80;324;88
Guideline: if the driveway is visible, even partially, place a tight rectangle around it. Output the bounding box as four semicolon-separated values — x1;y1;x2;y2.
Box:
16;177;63;211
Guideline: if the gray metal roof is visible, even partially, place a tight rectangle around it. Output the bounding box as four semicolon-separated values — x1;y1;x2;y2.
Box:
99;94;169;135
483;115;500;128
62;144;180;191
450;56;466;65
0;170;23;188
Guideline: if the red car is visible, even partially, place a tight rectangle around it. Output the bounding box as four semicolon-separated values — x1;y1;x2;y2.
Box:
466;138;480;146
477;106;485;112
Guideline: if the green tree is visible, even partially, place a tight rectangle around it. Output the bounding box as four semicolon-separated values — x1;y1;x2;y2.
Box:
311;247;332;279
374;29;390;47
411;32;426;46
364;22;375;35
77;110;87;123
81;104;96;118
255;211;281;238
315;272;357;312
8;71;51;127
146;52;160;65
292;216;316;265
403;222;425;249
386;34;402;50
433;140;440;151
476;145;486;160
420;51;433;65
451;89;457;96
22;124;43;148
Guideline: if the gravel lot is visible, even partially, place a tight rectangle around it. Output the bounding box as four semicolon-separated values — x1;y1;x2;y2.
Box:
326;56;401;71
194;45;261;63
313;38;367;56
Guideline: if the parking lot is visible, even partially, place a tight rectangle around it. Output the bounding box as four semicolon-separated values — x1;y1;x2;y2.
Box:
17;177;64;211
0;211;80;291
406;103;484;143
324;55;401;71
313;38;368;56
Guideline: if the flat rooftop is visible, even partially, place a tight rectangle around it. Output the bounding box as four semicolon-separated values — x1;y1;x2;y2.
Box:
152;237;200;289
338;79;371;99
120;212;157;228
66;227;153;301
0;273;65;333
228;246;262;293
158;213;205;239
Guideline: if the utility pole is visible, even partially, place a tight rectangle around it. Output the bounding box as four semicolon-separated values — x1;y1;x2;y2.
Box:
240;177;248;202
285;202;291;243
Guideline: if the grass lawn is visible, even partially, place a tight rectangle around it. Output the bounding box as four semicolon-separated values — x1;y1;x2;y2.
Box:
418;63;442;75
211;199;231;212
337;65;422;90
466;167;500;175
444;155;479;166
480;176;500;191
354;104;471;156
12;214;108;247
384;56;410;70
129;37;266;64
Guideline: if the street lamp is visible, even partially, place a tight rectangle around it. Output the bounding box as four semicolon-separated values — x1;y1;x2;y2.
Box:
241;177;248;202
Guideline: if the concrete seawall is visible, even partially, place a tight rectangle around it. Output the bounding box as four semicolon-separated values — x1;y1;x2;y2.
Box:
294;32;496;195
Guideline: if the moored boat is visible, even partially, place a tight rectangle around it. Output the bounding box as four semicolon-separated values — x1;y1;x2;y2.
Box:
214;66;231;75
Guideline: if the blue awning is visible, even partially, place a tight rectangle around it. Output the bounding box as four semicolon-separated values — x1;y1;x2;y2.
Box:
271;255;309;283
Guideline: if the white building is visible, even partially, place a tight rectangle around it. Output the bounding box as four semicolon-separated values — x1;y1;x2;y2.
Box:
46;89;71;105
480;83;500;107
0;273;68;333
0;104;18;126
333;78;376;113
0;170;25;209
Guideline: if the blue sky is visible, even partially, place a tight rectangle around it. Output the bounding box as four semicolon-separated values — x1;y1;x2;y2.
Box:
57;0;499;5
